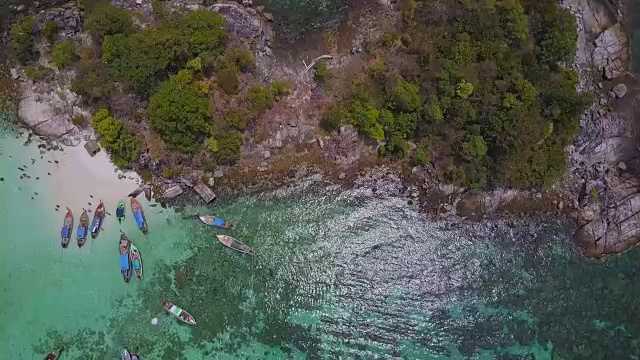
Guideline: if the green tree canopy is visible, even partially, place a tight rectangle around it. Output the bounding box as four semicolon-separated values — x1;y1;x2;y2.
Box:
92;108;141;167
85;4;134;38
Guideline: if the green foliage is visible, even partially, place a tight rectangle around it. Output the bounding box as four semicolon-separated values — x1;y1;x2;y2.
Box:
85;3;134;38
347;101;384;142
460;135;488;161
455;80;474;99
162;167;182;178
246;86;275;113
320;104;346;133
71;60;114;104
532;7;577;64
24;65;52;81
92;108;141;167
414;148;430;165
270;80;292;98
225;48;254;72
147;70;210;153
217;66;239;95
400;0;417;23
186;57;203;73
392;76;421;112
425;97;444;122
313;61;331;84
10;15;36;63
183;10;227;56
499;0;529;43
72;114;89;127
42;21;58;43
223;108;251;131
590;188;598;198
213;130;244;164
51;41;75;68
205;137;219;152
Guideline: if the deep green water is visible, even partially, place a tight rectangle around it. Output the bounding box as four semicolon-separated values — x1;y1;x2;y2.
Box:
1;117;640;359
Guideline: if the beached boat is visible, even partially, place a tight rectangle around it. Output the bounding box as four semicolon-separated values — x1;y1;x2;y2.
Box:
163;301;196;325
116;200;125;223
198;215;233;229
131;352;140;360
122;349;131;360
90;201;105;239
216;235;253;254
131;198;148;235
144;187;152;201
130;242;143;280
77;210;89;247
45;349;60;360
60;210;73;248
119;233;131;283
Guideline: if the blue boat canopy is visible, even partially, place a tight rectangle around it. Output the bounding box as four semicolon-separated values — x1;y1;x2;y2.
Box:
213;217;225;227
61;227;69;238
134;212;144;229
116;207;125;217
77;227;86;238
120;254;130;270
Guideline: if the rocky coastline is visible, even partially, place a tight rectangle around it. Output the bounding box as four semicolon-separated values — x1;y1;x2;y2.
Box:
2;0;637;256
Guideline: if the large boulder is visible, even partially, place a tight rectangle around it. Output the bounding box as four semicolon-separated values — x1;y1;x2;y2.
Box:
592;23;629;80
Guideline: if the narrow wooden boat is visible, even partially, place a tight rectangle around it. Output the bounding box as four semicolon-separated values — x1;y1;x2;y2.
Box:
116;200;125;224
131;198;148;235
90;201;105;239
122;349;131;360
216;235;253;254
77;210;89;247
131;352;140;360
60;210;73;248
45;349;60;360
144;187;152;201
119;233;131;283
198;215;233;229
162;300;196;325
130;242;143;280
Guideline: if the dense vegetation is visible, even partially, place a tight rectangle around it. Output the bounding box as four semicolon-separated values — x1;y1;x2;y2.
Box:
321;0;590;189
92;108;141;167
10;15;36;63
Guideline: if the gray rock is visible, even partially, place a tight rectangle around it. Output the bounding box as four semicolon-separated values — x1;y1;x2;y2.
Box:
242;0;252;6
84;140;100;156
164;184;184;199
611;83;627;98
263;150;271;159
181;178;194;188
317;136;324;149
10;68;19;80
263;12;274;21
593;23;629;80
207;176;215;188
617;161;627;170
136;0;143;4
194;182;216;203
256;5;265;12
117;172;125;180
338;172;346;180
213;169;224;178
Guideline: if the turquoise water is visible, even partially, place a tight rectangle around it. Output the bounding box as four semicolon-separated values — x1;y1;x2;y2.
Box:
2;117;640;359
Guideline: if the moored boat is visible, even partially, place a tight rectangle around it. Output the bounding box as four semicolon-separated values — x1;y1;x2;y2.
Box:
77;210;89;247
131;198;148;235
162;300;196;325
119;233;131;283
197;215;233;229
130;242;143;280
116;200;125;224
60;210;73;248
45;349;61;360
122;349;131;360
215;235;253;254
90;201;105;239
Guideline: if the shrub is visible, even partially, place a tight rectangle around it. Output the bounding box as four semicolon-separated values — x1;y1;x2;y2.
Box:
224;107;251;131
392;76;421;112
92;108;141;167
414;148;430;165
71;59;114;104
313;61;330;83
147;70;210;153
246;86;275;113
51;41;75;68
85;3;134;38
425;97;444;122
320;104;346;133
214;130;243;164
270;80;292;98
348;101;384;142
217;66;239;95
455;80;474;99
162;167;182;178
205;137;219;152
24;65;52;81
225;48;254;72
186;57;203;73
460;135;488;161
42;21;58;43
10;15;36;63
183;10;228;56
71;114;89;127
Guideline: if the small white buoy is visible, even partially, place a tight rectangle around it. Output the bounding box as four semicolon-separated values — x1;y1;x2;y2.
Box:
151;317;158;326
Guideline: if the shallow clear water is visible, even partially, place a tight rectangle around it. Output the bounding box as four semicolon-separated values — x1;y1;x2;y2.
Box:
1;117;640;359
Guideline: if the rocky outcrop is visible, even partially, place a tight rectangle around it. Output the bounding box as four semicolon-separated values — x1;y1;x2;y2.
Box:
592;23;629;80
208;2;274;57
35;2;83;40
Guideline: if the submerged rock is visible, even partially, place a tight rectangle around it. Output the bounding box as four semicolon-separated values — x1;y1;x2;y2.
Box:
164;184;184;199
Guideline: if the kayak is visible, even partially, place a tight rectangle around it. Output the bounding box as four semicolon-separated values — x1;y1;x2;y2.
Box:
216;235;253;254
77;210;89;247
60;210;73;248
116;200;125;223
90;201;105;239
122;349;131;360
162;300;196;325
131;198;148;235
130;242;143;280
119;233;131;283
45;349;60;360
198;215;233;229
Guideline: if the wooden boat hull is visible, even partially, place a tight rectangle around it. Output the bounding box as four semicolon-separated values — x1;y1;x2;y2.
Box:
198;215;233;229
131;198;148;235
77;211;89;247
122;349;131;360
130;243;143;280
45;349;60;360
91;202;105;239
119;233;131;283
216;235;253;254
61;211;73;249
163;301;196;325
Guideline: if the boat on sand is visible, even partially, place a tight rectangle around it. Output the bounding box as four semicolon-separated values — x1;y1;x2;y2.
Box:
90;201;105;239
61;210;73;248
197;215;233;229
77;210;89;247
163;300;196;325
45;349;61;360
119;233;131;283
216;235;253;254
131;198;148;235
130;242;143;280
116;200;125;223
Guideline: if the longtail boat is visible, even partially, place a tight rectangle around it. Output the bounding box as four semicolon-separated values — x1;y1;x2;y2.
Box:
122;349;131;360
130;242;143;280
162;300;196;325
197;215;233;229
90;201;105;239
60;210;73;248
216;235;253;254
131;198;148;235
119;233;131;283
116;200;125;224
45;349;61;360
77;210;89;247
